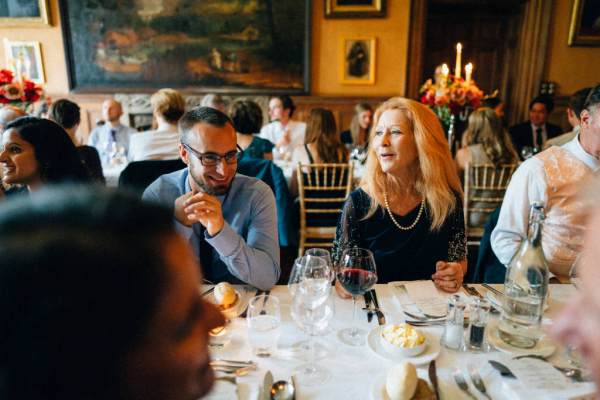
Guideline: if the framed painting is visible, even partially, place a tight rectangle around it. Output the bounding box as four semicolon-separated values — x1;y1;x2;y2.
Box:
59;0;310;93
0;0;50;27
325;0;386;19
568;0;600;46
3;39;45;84
340;37;376;85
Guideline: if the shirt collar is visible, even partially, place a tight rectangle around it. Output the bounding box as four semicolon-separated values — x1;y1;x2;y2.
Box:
564;133;600;171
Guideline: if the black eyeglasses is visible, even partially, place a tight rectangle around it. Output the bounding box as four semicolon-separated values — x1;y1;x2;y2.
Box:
182;143;243;166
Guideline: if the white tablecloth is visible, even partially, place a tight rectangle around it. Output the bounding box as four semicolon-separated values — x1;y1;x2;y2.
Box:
205;284;594;400
103;163;127;187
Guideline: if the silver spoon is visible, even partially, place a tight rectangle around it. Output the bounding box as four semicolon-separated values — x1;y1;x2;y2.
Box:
271;379;295;400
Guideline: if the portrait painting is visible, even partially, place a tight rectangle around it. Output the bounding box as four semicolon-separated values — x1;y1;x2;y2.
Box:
325;0;386;19
340;37;376;85
569;0;600;46
3;40;45;84
0;0;50;27
59;0;310;93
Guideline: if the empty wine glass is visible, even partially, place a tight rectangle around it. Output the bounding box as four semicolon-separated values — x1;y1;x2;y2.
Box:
337;247;377;346
305;248;334;282
291;292;335;385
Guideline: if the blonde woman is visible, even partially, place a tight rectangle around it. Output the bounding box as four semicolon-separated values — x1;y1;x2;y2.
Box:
340;102;373;147
332;98;466;292
455;107;518;174
128;88;186;161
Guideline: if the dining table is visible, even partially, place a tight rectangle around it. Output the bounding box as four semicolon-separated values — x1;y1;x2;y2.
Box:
204;283;595;400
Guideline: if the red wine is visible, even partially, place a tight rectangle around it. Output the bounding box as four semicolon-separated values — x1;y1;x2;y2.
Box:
337;268;377;296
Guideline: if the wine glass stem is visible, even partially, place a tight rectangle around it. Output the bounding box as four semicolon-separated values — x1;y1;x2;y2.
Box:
351;295;357;336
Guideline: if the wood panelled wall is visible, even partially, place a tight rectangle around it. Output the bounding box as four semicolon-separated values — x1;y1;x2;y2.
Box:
70;95;388;144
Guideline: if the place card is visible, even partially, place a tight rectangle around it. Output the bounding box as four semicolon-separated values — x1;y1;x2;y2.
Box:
402;280;447;316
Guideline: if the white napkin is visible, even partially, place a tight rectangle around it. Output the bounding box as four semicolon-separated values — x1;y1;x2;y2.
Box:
495;357;596;400
402;280;448;316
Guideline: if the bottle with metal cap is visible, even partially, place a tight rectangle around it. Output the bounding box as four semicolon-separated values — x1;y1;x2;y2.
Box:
498;201;549;348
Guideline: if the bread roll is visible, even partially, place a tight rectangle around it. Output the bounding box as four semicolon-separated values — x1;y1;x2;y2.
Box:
214;282;236;308
386;362;418;400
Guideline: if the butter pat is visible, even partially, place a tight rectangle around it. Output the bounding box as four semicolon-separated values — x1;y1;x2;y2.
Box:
386;362;418;400
214;282;237;308
381;324;425;348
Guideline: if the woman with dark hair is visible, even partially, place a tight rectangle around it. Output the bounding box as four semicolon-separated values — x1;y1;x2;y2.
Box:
0;116;91;191
230;99;273;160
0;186;224;400
290;108;348;196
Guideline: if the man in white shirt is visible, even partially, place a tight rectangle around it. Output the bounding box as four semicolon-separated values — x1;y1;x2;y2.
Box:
129;89;185;161
259;95;306;160
492;84;600;280
88;99;136;164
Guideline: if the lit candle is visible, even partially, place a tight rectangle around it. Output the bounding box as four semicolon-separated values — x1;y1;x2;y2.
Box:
455;43;462;79
465;62;473;84
441;63;449;86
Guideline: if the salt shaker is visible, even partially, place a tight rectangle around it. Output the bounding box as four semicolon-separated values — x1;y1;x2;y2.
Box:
467;298;491;351
441;294;466;350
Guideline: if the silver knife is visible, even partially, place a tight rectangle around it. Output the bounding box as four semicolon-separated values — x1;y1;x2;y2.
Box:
370;289;386;326
363;292;374;323
261;370;273;400
428;360;441;400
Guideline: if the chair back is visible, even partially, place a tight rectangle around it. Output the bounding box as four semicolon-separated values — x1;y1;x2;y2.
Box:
119;159;186;196
296;163;353;256
463;163;517;244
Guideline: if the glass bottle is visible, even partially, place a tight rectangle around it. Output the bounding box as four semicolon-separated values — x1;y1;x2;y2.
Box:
498;201;549;349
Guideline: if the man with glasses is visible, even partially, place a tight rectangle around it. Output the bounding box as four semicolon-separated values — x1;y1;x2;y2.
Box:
143;107;280;290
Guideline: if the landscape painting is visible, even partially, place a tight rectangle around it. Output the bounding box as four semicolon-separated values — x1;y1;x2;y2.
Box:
59;0;309;93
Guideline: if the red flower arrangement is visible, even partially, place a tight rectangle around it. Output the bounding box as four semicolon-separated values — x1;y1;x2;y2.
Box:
0;69;43;109
419;69;484;128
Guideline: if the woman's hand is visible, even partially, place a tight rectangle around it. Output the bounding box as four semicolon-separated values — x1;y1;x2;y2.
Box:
432;260;466;293
334;280;353;299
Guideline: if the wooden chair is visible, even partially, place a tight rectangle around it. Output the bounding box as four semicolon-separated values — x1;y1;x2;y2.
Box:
297;163;353;256
463;163;517;246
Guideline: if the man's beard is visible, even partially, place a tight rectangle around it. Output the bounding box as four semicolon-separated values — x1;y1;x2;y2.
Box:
190;169;232;196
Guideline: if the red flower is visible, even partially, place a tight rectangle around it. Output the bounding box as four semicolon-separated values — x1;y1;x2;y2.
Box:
0;69;13;84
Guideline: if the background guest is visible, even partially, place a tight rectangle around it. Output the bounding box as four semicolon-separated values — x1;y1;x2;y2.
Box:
200;93;227;113
333;98;466;292
0;186;224;400
455;107;518;174
259;95;306;160
481;92;505;120
340;102;373;147
129;89;185;161
492;84;600;280
290;108;348;196
48;99;105;184
0;117;91;192
0;105;27;131
230;99;273;160
544;87;592;149
509;94;563;158
88;99;136;164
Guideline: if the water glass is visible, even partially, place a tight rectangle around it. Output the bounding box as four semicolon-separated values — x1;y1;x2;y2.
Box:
246;295;281;357
305;248;334;282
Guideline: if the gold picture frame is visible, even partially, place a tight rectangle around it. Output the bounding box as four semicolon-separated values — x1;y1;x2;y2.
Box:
568;0;600;46
3;40;46;84
325;0;386;19
340;37;376;85
0;0;50;27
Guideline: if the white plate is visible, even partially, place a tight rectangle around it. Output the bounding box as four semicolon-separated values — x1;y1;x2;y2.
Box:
485;290;549;312
367;326;440;365
486;320;556;357
370;371;430;400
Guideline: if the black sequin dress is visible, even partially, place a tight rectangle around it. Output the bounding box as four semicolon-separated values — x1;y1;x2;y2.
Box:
332;189;467;283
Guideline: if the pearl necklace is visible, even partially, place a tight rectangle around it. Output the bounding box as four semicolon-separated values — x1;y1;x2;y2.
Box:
383;190;425;231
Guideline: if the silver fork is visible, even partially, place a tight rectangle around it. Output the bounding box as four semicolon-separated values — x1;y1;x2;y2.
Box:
403;311;446;321
468;365;492;399
453;369;478;399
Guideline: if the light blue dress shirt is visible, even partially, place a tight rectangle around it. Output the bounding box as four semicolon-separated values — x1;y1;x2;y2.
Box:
88;123;136;161
142;168;280;290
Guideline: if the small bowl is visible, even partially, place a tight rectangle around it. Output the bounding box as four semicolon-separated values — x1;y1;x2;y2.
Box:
379;327;427;357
